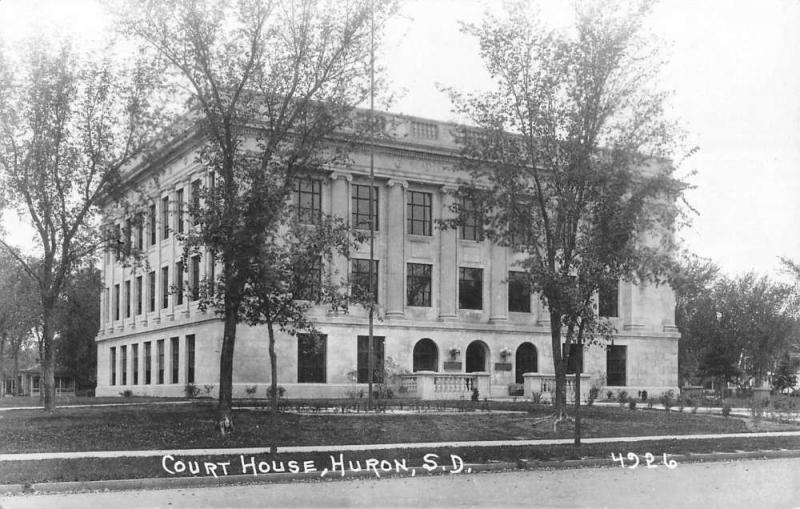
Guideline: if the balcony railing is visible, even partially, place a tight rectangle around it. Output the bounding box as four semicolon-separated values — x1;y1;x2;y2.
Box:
399;372;491;400
523;372;591;403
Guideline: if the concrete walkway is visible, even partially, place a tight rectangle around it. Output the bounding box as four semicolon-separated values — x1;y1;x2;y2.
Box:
3;430;800;462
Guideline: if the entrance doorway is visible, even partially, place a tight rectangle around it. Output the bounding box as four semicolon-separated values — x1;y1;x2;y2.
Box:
515;342;538;384
465;341;488;372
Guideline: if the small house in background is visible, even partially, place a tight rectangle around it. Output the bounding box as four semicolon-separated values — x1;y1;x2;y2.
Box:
13;365;75;397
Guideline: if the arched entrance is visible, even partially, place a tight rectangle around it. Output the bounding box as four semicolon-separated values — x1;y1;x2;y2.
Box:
465;341;489;373
413;338;439;372
515;342;538;384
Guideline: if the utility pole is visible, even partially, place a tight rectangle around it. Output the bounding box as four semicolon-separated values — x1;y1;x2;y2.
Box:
366;0;376;411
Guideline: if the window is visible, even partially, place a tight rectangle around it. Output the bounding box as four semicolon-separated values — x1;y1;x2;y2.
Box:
186;335;195;384
351;259;378;303
104;288;109;323
175;261;184;305
148;271;156;312
293;257;321;301
297;333;326;383
607;345;627;386
136;213;144;250
161;266;169;309
113;284;120;321
124;219;132;257
563;343;584;374
157;339;164;384
599;279;619;318
294;178;322;224
161;196;170;239
175;188;184;234
460;197;483;241
191;179;201;226
110;347;116;385
121;345;127;385
352;184;378;231
114;223;123;260
191;255;200;301
135;276;143;316
170;337;179;383
407;191;432;236
149;204;156;245
407;263;432;307
357;335;385;383
508;271;531;313
132;344;139;385
124;280;131;318
144;341;151;384
458;267;483;310
411;120;438;140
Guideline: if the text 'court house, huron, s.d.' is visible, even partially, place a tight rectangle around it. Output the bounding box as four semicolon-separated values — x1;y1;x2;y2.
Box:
94;111;679;401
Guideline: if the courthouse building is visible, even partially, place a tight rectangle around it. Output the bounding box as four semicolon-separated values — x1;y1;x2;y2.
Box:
95;112;680;400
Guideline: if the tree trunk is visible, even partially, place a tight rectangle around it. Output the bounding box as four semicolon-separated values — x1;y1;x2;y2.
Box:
41;304;57;411
13;347;19;396
549;310;566;417
217;298;238;436
0;332;5;398
267;320;278;456
574;337;583;446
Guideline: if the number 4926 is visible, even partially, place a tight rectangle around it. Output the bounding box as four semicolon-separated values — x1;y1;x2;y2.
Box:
611;452;677;469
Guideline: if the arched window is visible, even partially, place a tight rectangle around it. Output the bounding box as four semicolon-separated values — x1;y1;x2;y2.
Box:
515;342;538;384
466;340;489;372
413;338;439;372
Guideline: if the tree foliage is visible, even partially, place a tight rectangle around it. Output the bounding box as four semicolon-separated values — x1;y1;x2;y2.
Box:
674;257;799;390
445;0;688;415
0;251;41;395
0;38;160;409
54;265;102;392
117;0;393;432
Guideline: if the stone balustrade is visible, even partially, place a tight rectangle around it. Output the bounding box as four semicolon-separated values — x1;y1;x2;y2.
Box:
523;372;592;403
399;372;491;400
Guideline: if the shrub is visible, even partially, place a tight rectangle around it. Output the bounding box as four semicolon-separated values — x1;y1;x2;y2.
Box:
722;403;732;417
659;390;674;412
203;384;215;397
266;385;286;399
471;388;479;401
587;386;600;406
606;390;615;401
184;383;200;398
640;390;648;401
530;391;543;404
245;385;257;397
617;390;629;407
647;400;654;409
628;398;637;410
119;389;133;398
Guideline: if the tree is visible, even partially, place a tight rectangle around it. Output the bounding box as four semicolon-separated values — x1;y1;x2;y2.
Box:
445;0;688;419
117;0;393;433
675;264;799;393
671;254;721;384
54;265;102;392
238;213;362;452
0;39;160;410
0;251;41;396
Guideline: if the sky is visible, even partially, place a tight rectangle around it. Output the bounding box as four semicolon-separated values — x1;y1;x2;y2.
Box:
1;0;798;280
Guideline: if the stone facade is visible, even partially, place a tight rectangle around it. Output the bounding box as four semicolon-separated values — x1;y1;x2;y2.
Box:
95;112;680;400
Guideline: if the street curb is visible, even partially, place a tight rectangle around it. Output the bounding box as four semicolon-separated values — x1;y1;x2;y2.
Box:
3;448;800;496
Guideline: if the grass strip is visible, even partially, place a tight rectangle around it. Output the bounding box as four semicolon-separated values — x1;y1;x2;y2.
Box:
2;435;798;485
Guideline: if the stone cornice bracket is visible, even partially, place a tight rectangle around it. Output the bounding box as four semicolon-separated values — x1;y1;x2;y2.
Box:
387;179;408;189
440;184;459;195
329;171;353;182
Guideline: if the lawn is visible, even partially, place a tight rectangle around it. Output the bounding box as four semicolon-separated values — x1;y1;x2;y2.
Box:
2;400;799;484
1;400;796;454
